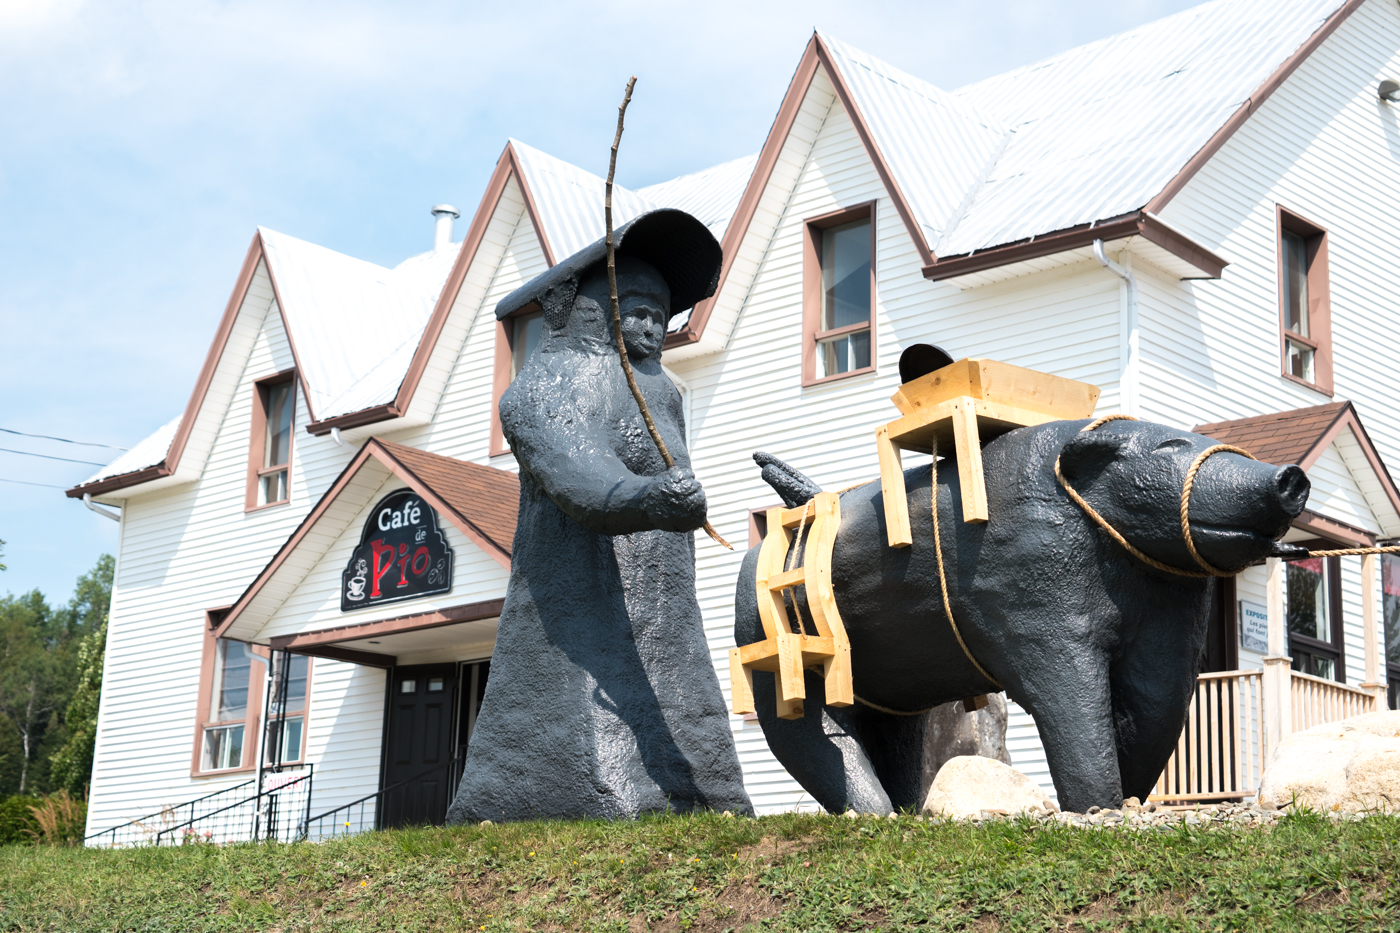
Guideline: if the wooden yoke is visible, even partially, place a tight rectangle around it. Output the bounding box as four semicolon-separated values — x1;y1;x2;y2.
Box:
877;358;1100;546
729;492;853;720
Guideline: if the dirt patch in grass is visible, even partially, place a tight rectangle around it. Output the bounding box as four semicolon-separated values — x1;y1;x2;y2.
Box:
626;880;784;932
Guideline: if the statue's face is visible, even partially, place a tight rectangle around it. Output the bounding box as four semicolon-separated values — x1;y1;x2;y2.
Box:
576;257;671;360
617;266;670;360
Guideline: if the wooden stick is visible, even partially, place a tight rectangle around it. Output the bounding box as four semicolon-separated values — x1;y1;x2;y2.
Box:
604;76;732;550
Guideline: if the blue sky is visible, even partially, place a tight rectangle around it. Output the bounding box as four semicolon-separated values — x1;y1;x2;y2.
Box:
0;0;1201;602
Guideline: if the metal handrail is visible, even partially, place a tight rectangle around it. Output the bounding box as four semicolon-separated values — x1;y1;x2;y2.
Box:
85;777;257;845
154;766;313;845
300;752;466;840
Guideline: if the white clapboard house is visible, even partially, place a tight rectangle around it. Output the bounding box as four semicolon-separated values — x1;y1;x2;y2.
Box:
73;0;1400;842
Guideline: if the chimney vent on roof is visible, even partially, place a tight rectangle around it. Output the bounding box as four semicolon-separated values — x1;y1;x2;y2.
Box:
431;204;460;252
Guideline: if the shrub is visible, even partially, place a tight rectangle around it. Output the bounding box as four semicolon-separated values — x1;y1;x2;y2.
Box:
27;790;86;846
0;796;38;845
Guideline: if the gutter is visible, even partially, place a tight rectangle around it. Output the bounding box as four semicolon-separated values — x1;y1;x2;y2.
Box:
83;493;122;523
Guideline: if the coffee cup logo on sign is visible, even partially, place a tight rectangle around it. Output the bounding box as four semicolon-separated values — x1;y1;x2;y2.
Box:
340;490;454;611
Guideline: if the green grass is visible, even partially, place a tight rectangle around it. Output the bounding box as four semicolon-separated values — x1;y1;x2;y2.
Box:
0;810;1397;931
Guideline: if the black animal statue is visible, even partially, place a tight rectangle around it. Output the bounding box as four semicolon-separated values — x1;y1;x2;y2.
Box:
449;210;752;823
737;417;1309;814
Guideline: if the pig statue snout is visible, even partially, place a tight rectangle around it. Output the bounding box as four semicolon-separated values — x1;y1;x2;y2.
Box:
1059;422;1310;574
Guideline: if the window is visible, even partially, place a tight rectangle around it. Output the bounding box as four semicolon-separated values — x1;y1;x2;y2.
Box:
264;652;310;766
490;309;545;455
1277;207;1333;394
511;312;543;379
1383;554;1400;710
246;372;297;510
803;203;876;385
1286;555;1344;681
195;638;264;773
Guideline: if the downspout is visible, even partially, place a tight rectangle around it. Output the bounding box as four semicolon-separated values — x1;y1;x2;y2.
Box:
330;427;355;450
1094;239;1138;418
83;493;122;522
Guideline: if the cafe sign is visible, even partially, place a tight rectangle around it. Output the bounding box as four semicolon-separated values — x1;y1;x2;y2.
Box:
341;490;453;611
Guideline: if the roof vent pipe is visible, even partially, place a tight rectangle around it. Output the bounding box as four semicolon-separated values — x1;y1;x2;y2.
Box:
431;204;460;252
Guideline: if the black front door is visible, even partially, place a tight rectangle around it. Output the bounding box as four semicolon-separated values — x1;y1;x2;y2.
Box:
380;664;457;829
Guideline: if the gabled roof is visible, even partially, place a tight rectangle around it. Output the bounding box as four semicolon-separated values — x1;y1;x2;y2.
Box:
65;228;460;498
214;438;518;642
1195;401;1400;538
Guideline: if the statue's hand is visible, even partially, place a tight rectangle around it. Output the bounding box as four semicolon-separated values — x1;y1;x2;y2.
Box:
642;466;708;532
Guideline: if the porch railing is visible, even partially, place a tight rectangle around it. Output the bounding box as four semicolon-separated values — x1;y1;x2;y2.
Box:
1290;671;1377;731
152;766;313;846
1151;670;1264;803
85;777;256;848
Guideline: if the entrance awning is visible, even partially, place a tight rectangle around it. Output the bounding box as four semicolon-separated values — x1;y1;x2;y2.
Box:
214;439;518;658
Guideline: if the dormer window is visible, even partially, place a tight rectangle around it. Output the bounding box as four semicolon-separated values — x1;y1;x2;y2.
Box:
246;372;296;511
803;203;876;386
1277;207;1333;395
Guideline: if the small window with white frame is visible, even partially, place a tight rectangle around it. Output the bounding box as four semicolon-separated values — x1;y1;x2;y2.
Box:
803;203;875;385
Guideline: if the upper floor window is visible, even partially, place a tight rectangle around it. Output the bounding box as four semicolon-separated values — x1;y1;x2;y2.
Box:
491;309;545;456
1277;207;1333;395
511;311;544;380
246;373;296;510
1287;555;1343;681
803;203;876;385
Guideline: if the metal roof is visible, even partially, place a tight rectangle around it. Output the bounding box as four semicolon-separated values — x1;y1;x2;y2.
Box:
77;414;181;486
937;0;1348;256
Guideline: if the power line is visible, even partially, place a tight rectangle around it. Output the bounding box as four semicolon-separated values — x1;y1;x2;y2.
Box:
0;446;106;467
0;477;68;489
0;427;128;451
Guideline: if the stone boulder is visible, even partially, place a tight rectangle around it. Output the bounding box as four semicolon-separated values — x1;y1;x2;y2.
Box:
1258;710;1400;813
922;755;1057;819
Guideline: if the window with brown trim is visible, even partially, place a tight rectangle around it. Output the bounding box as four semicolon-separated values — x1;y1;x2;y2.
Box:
191;610;267;776
803;203;876;386
246;371;297;510
490;308;545;456
1277;207;1333;395
1286;554;1345;681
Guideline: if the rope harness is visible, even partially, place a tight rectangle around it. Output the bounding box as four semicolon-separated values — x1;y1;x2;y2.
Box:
1055;415;1400;574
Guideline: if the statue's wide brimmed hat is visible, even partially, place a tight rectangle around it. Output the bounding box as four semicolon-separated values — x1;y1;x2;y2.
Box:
495;208;722;325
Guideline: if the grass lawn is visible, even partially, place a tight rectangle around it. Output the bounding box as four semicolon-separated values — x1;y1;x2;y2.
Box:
0;809;1396;931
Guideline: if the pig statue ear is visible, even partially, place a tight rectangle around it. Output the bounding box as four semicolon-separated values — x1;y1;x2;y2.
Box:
1059;429;1131;480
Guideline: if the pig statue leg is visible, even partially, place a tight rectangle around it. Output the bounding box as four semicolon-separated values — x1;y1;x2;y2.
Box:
1109;645;1201;802
1010;646;1124;813
736;550;897;814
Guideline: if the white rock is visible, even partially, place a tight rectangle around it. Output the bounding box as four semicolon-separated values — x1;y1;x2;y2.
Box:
1258;710;1400;814
921;755;1058;819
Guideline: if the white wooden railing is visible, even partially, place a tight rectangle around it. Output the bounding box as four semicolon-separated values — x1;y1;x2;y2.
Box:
1151;670;1264;803
1290;671;1377;732
1150;668;1381;803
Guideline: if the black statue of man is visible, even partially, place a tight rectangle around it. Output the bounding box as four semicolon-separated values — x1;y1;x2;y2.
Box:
447;210;754;822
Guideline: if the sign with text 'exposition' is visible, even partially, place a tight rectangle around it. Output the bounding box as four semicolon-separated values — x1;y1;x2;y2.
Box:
341;489;453;612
